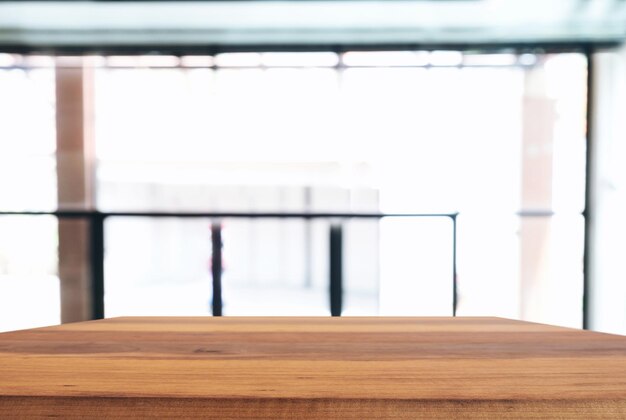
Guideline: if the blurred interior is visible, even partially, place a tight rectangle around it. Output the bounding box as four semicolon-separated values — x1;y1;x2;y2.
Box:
0;0;625;335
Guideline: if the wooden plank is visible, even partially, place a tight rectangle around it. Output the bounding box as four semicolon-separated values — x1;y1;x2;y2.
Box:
1;317;625;418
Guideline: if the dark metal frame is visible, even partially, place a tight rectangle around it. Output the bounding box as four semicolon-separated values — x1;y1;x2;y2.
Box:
0;41;618;56
582;46;595;330
0;210;459;318
329;224;343;317
210;221;223;317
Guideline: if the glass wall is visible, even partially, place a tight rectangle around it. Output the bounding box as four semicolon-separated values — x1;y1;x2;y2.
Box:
0;50;587;330
0;54;59;331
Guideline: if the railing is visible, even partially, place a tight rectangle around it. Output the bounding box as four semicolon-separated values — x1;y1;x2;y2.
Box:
0;210;459;319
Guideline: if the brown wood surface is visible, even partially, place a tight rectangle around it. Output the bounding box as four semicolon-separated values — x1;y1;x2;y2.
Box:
1;316;626;418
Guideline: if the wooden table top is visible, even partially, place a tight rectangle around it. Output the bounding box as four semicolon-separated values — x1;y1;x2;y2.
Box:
1;316;626;418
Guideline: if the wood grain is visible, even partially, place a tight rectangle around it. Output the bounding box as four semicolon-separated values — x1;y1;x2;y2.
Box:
0;317;625;418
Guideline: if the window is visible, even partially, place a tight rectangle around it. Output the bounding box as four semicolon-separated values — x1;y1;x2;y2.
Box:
0;54;59;331
0;50;587;329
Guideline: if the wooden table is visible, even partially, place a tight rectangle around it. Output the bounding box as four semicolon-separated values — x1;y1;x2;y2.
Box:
1;317;626;418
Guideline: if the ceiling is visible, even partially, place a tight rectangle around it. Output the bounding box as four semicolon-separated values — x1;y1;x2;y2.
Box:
0;0;625;52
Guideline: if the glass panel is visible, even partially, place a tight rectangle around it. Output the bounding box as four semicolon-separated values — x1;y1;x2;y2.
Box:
222;218;327;316
94;65;347;212
456;213;521;320
91;51;587;324
341;65;524;214
519;214;584;328
379;217;453;316
343;219;379;316
457;214;584;329
0;216;59;332
546;53;587;214
0;64;56;211
0;51;588;326
104;217;213;317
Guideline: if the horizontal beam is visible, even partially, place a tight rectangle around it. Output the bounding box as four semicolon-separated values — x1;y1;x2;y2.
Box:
0;42;620;56
0;210;564;219
0;210;459;219
1;1;624;50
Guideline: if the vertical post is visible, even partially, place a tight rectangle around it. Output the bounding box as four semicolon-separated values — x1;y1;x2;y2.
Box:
451;214;458;317
56;57;96;323
211;222;223;316
329;223;343;317
89;213;105;320
519;59;557;322
583;47;595;330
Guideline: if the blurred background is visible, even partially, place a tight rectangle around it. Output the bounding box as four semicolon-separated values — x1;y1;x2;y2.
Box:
0;0;625;334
